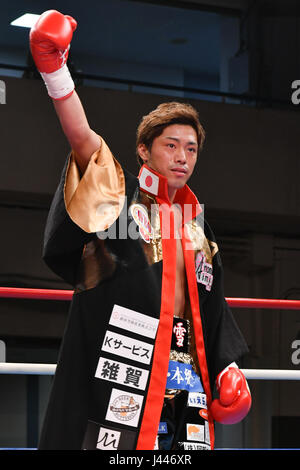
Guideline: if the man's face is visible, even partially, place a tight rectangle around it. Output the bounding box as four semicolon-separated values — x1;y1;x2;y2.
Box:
138;124;198;201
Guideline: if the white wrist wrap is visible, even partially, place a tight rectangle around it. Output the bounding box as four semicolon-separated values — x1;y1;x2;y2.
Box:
40;64;74;100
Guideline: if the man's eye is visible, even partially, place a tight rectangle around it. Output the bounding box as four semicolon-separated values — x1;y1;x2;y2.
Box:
168;143;175;148
188;147;196;152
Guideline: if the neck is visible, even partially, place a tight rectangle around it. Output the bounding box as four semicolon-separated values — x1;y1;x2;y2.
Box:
168;186;177;203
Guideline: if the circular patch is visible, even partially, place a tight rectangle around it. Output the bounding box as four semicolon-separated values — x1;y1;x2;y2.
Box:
110;394;140;422
130;204;152;243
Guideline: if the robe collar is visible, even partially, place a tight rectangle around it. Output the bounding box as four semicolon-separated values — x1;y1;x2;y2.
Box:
138;164;202;222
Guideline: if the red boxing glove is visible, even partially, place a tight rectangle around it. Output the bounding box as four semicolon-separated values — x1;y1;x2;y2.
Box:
210;364;251;425
29;10;77;100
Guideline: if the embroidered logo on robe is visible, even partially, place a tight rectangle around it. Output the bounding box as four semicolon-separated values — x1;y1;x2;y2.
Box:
158;422;168;434
166;361;204;392
109;304;159;339
95;357;149;391
110;395;140;419
195;251;213;291
106;388;144;427
188;392;207;409
101;330;153;365
82;421;137;450
171;317;189;353
173;322;187;348
181;442;211;450
187;424;204;442
130;204;152;243
97;426;121;450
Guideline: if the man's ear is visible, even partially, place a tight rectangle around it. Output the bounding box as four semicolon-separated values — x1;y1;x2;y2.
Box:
137;143;149;163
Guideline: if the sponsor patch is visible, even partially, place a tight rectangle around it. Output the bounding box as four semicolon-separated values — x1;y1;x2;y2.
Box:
199;409;208;420
95;357;149;390
109;304;159;339
171;317;189;353
166;361;204;392
195;251;213;291
130;204;152;243
82;421;136;450
181;442;210;450
101;330;153;365
173;322;186;347
158;422;168;434
97;426;121;450
105;388;144;428
187;392;207;409
186;423;204;442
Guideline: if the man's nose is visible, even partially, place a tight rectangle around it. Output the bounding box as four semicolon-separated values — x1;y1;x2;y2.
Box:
174;147;187;163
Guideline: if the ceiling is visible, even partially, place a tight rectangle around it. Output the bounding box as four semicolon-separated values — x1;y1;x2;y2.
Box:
1;0;299;90
1;0;247;81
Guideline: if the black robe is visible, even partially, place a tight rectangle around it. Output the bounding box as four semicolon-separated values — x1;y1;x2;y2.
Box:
39;140;248;450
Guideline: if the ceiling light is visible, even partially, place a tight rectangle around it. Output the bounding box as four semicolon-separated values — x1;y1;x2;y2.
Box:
10;13;40;28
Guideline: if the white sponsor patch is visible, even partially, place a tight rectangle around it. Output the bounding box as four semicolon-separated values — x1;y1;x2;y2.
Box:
186;423;204;442
105;388;144;428
182;442;210;450
187;392;207;409
95;357;149;391
97;426;121;450
195;251;213;291
109;304;159;339
101;330;153;365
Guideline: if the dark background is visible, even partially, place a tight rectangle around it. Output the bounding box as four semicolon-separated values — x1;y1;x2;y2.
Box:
0;0;299;450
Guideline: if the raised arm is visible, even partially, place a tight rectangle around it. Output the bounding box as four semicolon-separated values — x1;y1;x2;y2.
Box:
52;91;100;173
30;9;99;173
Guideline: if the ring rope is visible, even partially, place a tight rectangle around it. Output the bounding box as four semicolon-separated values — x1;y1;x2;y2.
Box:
0;287;299;381
0;287;300;309
0;363;299;380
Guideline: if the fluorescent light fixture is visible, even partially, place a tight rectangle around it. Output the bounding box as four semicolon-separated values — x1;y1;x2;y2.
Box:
10;13;40;28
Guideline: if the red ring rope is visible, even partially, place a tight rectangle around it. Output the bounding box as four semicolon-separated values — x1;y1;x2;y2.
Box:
0;287;299;309
0;287;72;301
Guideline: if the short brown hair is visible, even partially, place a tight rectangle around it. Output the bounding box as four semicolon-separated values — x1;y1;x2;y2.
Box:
136;101;205;166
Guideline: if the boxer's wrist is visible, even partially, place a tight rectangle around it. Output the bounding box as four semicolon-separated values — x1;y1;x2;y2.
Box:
40;63;74;100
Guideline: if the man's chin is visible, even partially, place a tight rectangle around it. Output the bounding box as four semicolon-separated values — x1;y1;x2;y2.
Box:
169;177;188;190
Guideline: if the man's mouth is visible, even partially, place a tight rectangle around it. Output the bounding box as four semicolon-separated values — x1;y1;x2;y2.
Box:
171;167;187;176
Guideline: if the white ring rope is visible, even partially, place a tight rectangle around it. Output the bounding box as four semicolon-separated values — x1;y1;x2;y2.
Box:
242;369;300;381
0;363;56;375
0;362;300;380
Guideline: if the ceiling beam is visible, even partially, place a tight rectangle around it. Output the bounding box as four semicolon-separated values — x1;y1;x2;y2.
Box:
126;0;246;17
